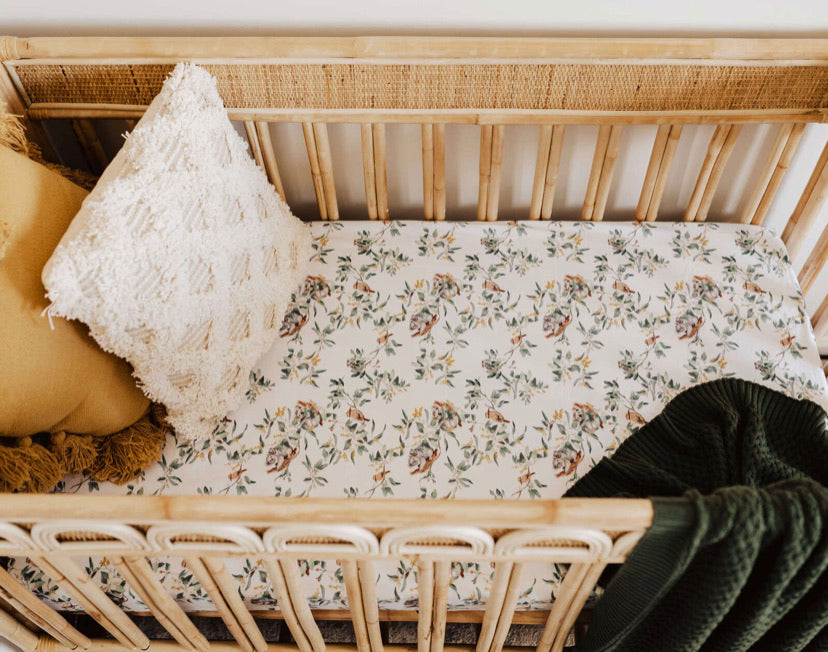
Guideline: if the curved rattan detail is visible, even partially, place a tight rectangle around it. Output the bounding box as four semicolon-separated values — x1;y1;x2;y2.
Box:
13;62;828;112
30;522;148;552
494;527;613;561
380;526;494;556
146;523;264;553
611;530;646;558
0;523;35;553
263;524;379;555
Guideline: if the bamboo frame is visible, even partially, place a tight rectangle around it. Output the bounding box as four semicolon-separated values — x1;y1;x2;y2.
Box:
1;34;827;652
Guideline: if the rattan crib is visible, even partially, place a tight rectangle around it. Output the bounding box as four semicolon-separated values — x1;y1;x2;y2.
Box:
1;35;827;652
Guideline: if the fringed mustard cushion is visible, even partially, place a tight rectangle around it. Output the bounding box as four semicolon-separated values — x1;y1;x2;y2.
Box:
42;63;311;443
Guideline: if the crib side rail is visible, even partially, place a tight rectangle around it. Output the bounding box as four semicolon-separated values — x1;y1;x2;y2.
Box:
0;496;651;652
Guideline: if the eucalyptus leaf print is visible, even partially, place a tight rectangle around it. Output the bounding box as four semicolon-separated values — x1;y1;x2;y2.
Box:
31;220;825;614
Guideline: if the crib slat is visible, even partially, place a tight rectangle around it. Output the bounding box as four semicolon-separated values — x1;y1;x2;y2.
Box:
430;561;451;652
636;125;671;221
783;139;828;261
373;123;389;220
120;558;209;651
35;556;148;650
244;120;265;168
204;558;268;652
591;125;623;222
0;606;38;652
416;561;434;652
433;123;447;221
490;563;527;652
280;560;327;652
740;123;794;224
357;561;384;652
486;125;505;221
535;564;591;652
813;294;828;341
684;125;730;222
421;124;435;220
114;559;196;651
694;124;742;223
476;563;513;652
0;565;90;650
478;125;494;221
313;122;339;221
262;559;313;652
302;122;328;220
362;124;378;220
645;125;682;222
185;557;256;652
255;121;287;202
71;118;108;175
541;125;566;220
550;563;608;652
749;122;805;226
341;561;370;652
530;125;554;220
582;125;612;221
798;222;828;295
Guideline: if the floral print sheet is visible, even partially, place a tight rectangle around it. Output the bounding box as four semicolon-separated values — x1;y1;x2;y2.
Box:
12;220;826;614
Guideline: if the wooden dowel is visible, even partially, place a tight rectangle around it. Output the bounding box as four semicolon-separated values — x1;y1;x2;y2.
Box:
535;564;590;652
312;122;339;221
203;558;268;652
262;560;313;652
486;125;505;222
541;125;565;220
421;124;434;220
357;561;383;652
113;560;195;651
244;121;265;169
71;118;108;174
255;121;286;201
684;124;731;222
0;590;79;650
591;125;623;222
812;294;828;341
120;558;209;651
280;560;326;652
550;563;607;652
433;123;446;221
476;563;512;652
416;561;433;652
530;125;553;220
740;123;795;224
185;557;255;652
0;607;38;652
645;124;682;222
0;565;90;650
341;562;370;652
783;139;828;260
490;564;526;652
430;561;450;652
362;124;378;220
372;123;389;220
478;125;494;221
302;122;328;220
636;125;671;221
582;125;612;221
35;556;148;650
750;122;805;226
798;222;828;295
695;124;742;222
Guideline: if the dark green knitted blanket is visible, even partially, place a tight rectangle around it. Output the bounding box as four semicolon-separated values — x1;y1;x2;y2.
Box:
564;379;828;652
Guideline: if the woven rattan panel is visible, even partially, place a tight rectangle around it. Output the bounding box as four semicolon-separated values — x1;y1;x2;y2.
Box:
15;62;828;111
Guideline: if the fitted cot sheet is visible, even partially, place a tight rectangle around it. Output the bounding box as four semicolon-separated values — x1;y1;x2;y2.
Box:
11;220;827;614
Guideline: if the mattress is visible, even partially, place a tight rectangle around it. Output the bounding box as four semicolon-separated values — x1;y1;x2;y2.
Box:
11;220;827;614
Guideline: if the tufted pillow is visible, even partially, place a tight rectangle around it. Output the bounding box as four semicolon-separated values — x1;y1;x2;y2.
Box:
42;63;311;442
0;145;150;437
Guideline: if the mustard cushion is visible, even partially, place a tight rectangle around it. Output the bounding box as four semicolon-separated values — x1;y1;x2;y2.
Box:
0;146;150;437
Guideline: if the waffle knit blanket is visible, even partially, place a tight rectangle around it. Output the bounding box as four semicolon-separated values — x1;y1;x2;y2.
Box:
566;378;828;652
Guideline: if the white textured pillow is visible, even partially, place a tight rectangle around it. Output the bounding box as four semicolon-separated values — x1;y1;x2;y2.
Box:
43;63;311;442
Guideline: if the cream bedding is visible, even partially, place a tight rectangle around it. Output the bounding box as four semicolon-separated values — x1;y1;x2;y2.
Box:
11;220;826;613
